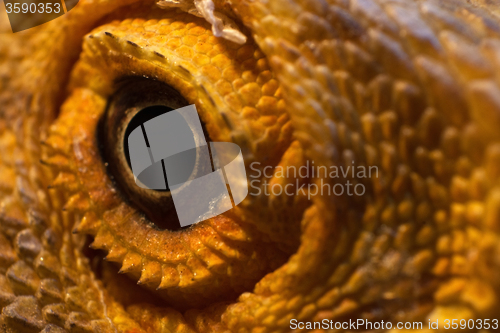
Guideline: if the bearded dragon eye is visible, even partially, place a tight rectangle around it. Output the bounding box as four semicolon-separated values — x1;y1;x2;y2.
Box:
35;7;298;313
101;78;210;231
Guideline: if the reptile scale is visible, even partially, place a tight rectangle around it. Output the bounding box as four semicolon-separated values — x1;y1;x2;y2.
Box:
1;0;500;332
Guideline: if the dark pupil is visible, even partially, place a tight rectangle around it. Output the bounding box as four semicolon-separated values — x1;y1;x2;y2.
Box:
124;105;197;192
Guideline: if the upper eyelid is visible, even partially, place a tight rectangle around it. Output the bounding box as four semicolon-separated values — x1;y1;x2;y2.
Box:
76;17;286;162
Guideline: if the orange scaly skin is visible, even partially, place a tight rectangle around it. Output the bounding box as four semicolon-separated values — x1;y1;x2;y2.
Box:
1;0;500;332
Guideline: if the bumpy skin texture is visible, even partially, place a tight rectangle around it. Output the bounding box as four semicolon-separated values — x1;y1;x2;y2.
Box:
1;0;500;332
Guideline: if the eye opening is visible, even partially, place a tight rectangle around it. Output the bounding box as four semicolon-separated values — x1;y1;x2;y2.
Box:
99;77;211;231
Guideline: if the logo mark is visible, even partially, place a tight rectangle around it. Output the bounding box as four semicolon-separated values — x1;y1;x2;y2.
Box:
126;104;248;227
